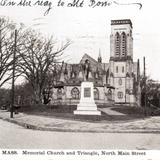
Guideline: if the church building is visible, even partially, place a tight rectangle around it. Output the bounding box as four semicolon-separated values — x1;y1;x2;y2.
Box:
50;19;141;106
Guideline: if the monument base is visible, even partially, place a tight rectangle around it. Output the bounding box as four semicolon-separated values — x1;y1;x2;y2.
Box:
74;110;101;115
74;82;101;116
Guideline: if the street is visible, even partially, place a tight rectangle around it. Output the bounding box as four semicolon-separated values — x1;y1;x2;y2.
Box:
0;119;160;149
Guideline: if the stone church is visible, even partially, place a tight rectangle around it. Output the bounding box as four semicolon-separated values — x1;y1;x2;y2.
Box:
50;19;141;106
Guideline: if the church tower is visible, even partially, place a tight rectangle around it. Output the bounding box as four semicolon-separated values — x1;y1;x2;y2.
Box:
109;19;136;104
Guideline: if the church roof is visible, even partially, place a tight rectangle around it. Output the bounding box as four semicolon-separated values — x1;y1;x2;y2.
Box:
80;53;98;64
54;53;109;86
80;53;109;72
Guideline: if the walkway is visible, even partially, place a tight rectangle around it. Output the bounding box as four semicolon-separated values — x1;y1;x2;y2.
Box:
99;107;126;116
0;110;160;133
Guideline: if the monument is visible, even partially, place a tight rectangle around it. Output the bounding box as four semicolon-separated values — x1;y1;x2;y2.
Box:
74;60;101;115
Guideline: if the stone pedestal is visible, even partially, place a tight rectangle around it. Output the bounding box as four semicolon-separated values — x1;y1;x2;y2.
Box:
74;82;101;115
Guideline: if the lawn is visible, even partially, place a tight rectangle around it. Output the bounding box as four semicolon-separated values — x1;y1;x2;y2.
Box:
17;104;148;122
111;105;154;117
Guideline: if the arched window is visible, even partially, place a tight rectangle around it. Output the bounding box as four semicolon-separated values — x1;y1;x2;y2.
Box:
71;87;80;99
121;32;127;56
94;88;99;100
116;66;118;73
57;88;63;99
115;32;120;56
122;66;125;73
108;89;112;100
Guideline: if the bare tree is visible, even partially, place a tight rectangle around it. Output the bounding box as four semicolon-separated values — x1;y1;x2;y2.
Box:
0;17;16;88
17;30;70;104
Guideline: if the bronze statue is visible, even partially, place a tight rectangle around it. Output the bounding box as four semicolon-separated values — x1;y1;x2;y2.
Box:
83;59;90;81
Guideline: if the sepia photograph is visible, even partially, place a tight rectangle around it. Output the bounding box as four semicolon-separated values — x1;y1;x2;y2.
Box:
0;0;160;157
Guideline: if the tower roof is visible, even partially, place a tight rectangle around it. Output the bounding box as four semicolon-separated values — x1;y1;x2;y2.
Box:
111;19;132;28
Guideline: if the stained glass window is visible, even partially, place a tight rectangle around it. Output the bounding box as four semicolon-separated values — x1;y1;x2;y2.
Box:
71;87;80;99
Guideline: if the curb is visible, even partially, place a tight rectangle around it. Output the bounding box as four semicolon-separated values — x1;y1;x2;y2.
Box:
1;116;160;134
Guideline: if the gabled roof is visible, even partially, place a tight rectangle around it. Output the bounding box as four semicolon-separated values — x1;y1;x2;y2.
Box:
80;54;98;65
79;53;109;72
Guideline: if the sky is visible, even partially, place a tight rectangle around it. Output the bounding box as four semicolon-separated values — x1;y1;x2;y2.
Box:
1;0;160;86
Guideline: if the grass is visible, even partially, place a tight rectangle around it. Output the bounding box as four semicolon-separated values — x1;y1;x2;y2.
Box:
111;105;154;117
17;104;148;122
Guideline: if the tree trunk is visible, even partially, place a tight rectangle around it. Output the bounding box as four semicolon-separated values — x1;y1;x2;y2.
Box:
34;87;42;104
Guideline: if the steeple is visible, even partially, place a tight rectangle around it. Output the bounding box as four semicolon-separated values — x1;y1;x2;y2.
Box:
98;49;102;63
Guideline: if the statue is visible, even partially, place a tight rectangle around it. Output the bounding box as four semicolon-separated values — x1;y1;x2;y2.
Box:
83;59;90;81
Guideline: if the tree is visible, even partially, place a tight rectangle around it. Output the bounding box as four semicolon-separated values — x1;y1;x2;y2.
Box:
13;82;35;105
17;30;70;104
140;75;160;108
0;17;16;88
0;88;10;108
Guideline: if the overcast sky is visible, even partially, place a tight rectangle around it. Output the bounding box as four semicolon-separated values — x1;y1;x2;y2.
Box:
1;0;160;84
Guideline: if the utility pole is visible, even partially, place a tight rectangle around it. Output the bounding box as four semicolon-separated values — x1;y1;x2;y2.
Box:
10;30;17;118
137;59;141;106
0;30;2;56
143;56;147;116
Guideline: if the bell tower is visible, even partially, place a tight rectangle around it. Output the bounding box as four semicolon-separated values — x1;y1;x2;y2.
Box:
109;19;135;104
110;19;133;60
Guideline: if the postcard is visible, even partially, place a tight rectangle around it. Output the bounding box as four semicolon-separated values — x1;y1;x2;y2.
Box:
0;0;160;159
